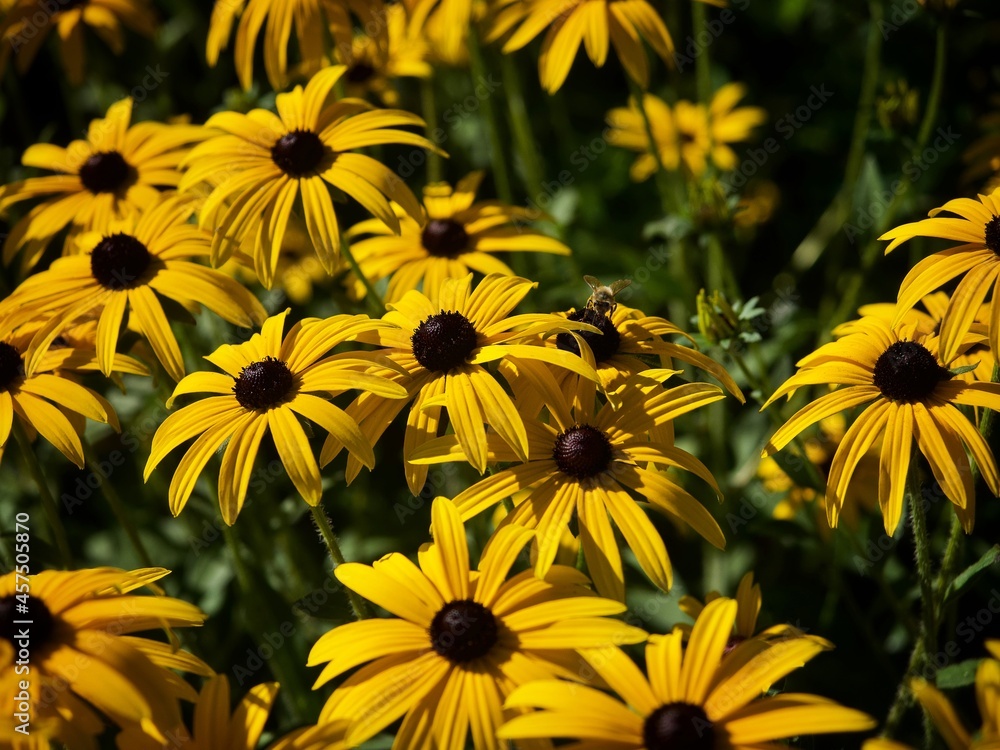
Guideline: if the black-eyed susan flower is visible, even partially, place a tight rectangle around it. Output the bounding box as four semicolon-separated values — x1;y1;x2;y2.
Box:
345;171;570;303
0;0;156;85
409;365;726;600
1;194;267;383
180;65;440;288
500;0;674;93
608;86;764;180
763;316;1000;533
336;3;431;106
0;99;203;270
881;187;1000;362
205;0;386;91
758;414;878;531
308;497;648;749
0;567;208;748
405;0;477;65
144;309;408;524
0;318;120;468
321;273;600;495
678;571;806;649
499;597;876;748
864;641;1000;750
547;299;743;402
115;675;282;750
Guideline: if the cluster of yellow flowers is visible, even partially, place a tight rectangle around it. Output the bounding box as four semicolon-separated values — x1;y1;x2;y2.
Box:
0;0;997;748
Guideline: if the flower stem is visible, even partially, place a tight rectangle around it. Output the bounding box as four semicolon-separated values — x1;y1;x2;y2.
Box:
421;77;443;183
340;234;384;316
691;1;713;104
501;53;545;199
13;421;71;567
82;439;153;568
468;29;513;204
310;504;372;620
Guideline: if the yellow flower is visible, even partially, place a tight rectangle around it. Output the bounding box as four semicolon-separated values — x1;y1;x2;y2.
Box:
336;3;432;106
880;187;1000;362
499;598;876;748
0;99;202;270
758;414;878;530
144;309;408;524
1;194;267;383
410;366;726;600
500;0;674;93
180;65;442;288
321;273;600;495
864;641;1000;749
345;171;570;303
0;0;156;85
0;316;121;468
206;0;387;91
608;85;764;180
763;315;1000;533
308;497;647;749
0;567;209;748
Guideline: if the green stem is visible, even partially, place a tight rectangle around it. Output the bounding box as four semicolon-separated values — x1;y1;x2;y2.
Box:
310;505;372;620
421;77;443;183
788;0;883;275
909;470;937;658
468;29;513;204
340;235;384;316
13;421;71;567
501;54;545;199
691;1;713;104
82;440;153;568
222;524;310;722
625;75;676;217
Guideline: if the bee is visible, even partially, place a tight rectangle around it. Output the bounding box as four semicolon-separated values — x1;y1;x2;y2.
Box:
583;275;631;317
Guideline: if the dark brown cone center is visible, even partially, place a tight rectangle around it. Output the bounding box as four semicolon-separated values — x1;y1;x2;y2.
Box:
429;599;498;663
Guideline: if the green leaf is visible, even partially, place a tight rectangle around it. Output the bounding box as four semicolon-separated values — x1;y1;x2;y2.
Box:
949;363;980;376
944;544;1000;604
935;659;980;689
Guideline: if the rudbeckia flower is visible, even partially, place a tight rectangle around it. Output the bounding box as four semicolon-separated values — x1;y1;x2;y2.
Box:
0;98;203;270
763;316;1000;533
500;0;674;93
320;273;600;495
336;3;431;106
180;65;441;288
0;567;208;748
0;318;121;467
405;0;477;66
308;497;648;750
678;571;806;647
863;641;1000;750
345;171;570;303
499;598;876;748
206;0;387;91
547;299;743;401
1;194;267;383
409;365;726;600
144;309;409;524
0;0;156;85
881;187;1000;362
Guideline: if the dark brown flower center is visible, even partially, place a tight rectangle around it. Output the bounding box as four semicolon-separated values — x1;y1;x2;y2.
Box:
872;340;950;403
429;600;498;663
233;356;296;410
271;130;326;177
643;703;715;750
0;342;25;393
555;308;620;363
78;150;133;194
421;219;469;258
0;594;56;651
552;424;613;479
985;215;1000;254
346;62;376;83
410;311;478;372
90;233;151;289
